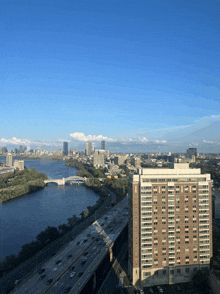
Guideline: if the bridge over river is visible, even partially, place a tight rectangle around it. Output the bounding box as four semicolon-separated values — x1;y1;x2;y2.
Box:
44;176;86;186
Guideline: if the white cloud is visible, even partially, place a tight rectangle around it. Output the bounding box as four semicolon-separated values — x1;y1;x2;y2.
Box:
69;132;166;144
70;132;116;142
0;137;62;147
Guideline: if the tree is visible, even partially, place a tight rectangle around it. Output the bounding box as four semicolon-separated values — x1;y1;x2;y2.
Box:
67;215;78;226
36;226;60;244
58;224;71;234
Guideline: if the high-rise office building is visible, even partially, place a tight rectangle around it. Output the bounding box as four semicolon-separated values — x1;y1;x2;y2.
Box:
1;147;7;154
63;142;68;156
101;141;105;150
86;141;92;156
6;153;13;167
128;163;212;288
186;148;197;159
19;146;23;154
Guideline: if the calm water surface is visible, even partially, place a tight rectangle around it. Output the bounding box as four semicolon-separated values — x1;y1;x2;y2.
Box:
0;159;99;260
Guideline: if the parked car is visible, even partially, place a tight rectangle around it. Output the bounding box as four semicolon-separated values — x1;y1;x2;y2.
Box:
67;254;72;259
78;272;83;277
176;285;181;291
55;260;62;265
157;286;163;293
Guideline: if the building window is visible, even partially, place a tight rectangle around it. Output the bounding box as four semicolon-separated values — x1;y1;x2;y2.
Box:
177;269;181;274
186;268;190;273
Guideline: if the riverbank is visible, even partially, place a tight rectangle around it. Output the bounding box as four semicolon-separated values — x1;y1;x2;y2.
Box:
0;182;108;280
0;168;48;203
65;158;105;178
0;190;112;294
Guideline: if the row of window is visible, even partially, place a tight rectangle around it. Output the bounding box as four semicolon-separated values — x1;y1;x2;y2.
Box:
142;178;207;182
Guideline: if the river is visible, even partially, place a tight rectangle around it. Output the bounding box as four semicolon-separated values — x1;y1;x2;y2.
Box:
0;159;99;261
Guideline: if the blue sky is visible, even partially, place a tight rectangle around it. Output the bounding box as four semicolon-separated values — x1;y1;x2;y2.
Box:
1;0;220;150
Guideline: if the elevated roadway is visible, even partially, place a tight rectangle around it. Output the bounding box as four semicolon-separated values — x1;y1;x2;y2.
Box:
13;197;128;294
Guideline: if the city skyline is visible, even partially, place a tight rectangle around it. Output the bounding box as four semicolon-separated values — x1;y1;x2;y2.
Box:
1;1;220;152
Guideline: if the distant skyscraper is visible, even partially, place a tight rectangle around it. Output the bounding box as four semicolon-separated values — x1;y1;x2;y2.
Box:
19;146;23;154
86;141;92;156
186;148;197;159
6;153;13;167
1;147;7;154
63;142;68;156
101;141;105;150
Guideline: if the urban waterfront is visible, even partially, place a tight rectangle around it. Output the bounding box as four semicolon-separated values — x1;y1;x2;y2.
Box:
0;159;99;260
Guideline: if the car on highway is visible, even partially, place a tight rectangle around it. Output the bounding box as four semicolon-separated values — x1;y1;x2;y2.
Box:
46;278;53;285
97;249;101;254
76;241;80;245
51;252;56;256
83;252;88;256
78;272;84;277
149;288;154;294
63;287;72;293
69;266;75;271
56;260;62;265
81;260;86;266
70;272;76;278
67;254;72;259
87;233;91;237
38;268;45;274
83;239;88;243
39;274;46;280
14;279;20;285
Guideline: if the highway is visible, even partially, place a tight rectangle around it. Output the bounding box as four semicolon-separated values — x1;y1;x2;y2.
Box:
1;190;113;294
13;197;128;294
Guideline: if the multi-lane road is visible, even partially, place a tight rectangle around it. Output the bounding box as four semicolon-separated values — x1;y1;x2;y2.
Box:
13;197;128;294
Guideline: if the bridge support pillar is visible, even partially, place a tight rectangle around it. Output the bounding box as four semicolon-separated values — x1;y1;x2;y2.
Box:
109;244;114;262
62;177;65;185
93;271;96;290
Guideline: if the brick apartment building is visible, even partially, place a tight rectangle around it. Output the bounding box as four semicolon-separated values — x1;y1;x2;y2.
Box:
128;163;212;288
